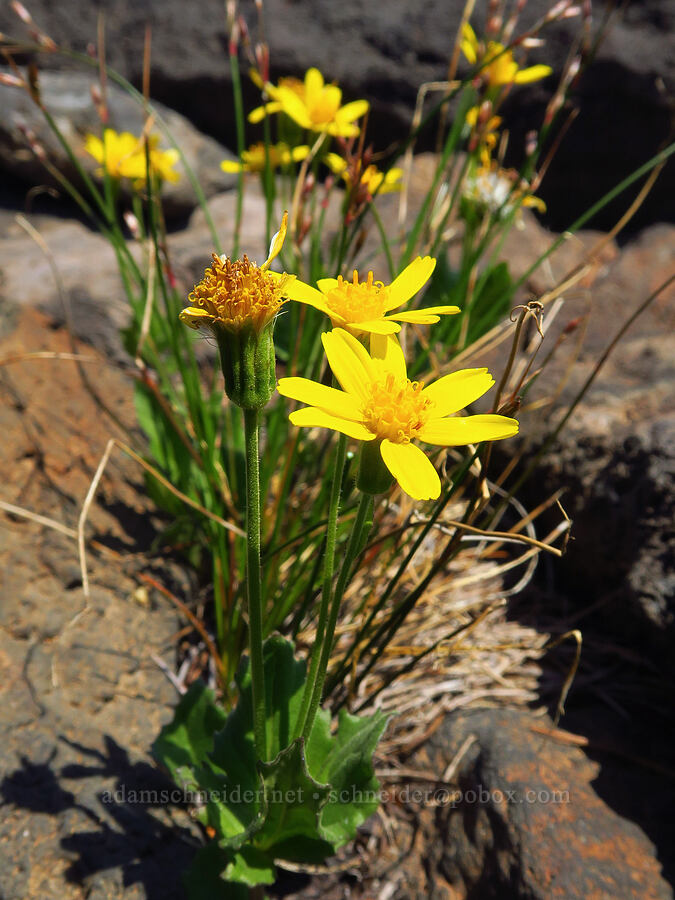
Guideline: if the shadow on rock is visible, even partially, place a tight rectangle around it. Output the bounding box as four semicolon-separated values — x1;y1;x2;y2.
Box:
1;735;198;900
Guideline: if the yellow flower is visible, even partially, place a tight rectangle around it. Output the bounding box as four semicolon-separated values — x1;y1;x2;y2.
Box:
277;329;519;501
220;142;310;174
284;257;459;337
461;23;552;87
465;105;502;153
147;141;181;183
248;74;305;123
462;155;545;219
180;213;294;334
325;153;402;194
85;129;146;179
84;129;180;184
249;68;369;138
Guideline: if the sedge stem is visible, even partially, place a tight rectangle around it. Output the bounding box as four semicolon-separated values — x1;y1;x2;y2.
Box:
301;491;372;740
294;432;347;738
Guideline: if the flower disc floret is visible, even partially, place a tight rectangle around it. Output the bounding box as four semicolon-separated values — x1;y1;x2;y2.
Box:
326;271;388;323
363;374;432;443
180;213;293;335
180;214;292;410
185;254;288;334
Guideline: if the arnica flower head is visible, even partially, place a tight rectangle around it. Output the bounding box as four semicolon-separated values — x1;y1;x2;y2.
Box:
461;23;552;87
180;213;292;336
277;329;519;501
220;142;310;174
325;153;402;194
285;257;460;338
84;129;180;184
250;68;369;138
462;153;545;221
181;214;293;410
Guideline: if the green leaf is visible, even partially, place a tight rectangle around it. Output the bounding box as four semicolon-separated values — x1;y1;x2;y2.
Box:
204;636;312;847
224;845;276;887
152;680;227;790
183;843;247;900
195;758;263;847
255;739;332;858
314;708;388;848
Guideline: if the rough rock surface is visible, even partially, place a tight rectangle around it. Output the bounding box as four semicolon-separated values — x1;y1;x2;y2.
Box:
501;220;675;655
0;67;237;220
0;0;672;231
0;309;199;899
424;707;673;899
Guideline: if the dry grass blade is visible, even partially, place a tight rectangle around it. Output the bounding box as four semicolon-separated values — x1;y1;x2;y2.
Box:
76;436;245;600
0;351;96;366
544;628;582;725
141;572;225;687
0;498;77;538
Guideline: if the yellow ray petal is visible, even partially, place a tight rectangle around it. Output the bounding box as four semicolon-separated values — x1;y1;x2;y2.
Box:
387;304;460;325
418;414;519;446
289;406;375;441
290;145;311;162
220;159;243;173
421;369;494;416
384;256;436;311
461;23;478;63
248;101;283;123
305;67;324;101
336;99;370;123
316;277;339;294
412;305;461;315
370;333;407;381
514;64;553;84
321;84;343;112
179;307;213;329
350;318;401;335
380;439;441;501
386;312;441;325
276;88;312;129
262;211;288;269
277;275;328;311
327;120;361;138
277;377;363;420
322;329;374;399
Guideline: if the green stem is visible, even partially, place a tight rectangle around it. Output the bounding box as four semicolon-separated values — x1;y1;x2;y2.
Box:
243;407;267;760
293;433;347;738
301;491;372;740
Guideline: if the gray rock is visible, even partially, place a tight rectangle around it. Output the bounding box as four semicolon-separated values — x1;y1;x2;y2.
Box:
0;0;672;231
0;67;237;219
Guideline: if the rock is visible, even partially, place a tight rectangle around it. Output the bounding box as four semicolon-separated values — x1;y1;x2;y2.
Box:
0;307;199;899
0;1;672;232
0;177;322;360
507;223;675;656
425;707;672;899
0;67;237;220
